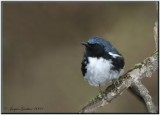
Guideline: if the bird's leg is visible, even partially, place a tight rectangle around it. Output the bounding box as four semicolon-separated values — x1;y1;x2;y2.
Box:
98;84;103;94
98;84;106;99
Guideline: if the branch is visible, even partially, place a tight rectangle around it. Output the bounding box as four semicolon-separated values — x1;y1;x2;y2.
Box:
130;80;157;113
79;51;158;113
154;19;158;50
154;1;158;49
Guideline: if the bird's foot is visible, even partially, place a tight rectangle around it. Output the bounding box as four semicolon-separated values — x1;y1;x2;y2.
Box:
112;79;120;91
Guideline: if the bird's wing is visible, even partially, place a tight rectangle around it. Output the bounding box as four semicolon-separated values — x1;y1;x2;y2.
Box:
111;56;125;71
103;40;120;54
81;54;88;76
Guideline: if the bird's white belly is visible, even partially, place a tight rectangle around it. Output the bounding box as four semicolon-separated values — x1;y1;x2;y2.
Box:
84;57;123;87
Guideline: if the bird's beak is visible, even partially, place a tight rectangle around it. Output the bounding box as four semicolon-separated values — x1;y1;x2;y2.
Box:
81;42;88;47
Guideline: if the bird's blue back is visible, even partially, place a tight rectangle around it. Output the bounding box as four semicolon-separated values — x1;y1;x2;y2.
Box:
87;36;119;54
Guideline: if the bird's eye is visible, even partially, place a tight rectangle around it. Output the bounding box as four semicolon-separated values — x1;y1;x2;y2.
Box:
89;44;94;47
90;44;98;48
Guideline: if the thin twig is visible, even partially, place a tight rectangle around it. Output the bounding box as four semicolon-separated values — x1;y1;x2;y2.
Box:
130;80;157;113
128;87;145;106
154;21;158;50
154;1;158;50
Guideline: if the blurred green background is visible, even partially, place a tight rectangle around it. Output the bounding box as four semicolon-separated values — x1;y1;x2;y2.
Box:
3;2;158;113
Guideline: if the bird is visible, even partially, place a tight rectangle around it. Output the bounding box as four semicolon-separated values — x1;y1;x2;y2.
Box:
81;36;125;92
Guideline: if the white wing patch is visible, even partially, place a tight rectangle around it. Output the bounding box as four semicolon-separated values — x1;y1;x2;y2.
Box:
108;52;121;58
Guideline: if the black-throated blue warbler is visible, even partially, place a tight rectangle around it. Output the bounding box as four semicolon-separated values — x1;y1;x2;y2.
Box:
81;36;125;91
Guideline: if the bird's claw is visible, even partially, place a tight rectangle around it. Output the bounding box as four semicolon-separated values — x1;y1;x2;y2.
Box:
113;79;120;91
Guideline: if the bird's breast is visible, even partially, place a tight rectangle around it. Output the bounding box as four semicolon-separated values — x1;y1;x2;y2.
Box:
84;57;123;87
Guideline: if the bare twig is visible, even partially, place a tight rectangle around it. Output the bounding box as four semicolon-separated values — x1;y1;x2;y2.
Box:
79;51;158;113
154;21;158;50
154;1;158;50
130;80;157;113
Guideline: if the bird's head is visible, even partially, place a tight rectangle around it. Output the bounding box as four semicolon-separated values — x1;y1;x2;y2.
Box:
81;37;106;57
